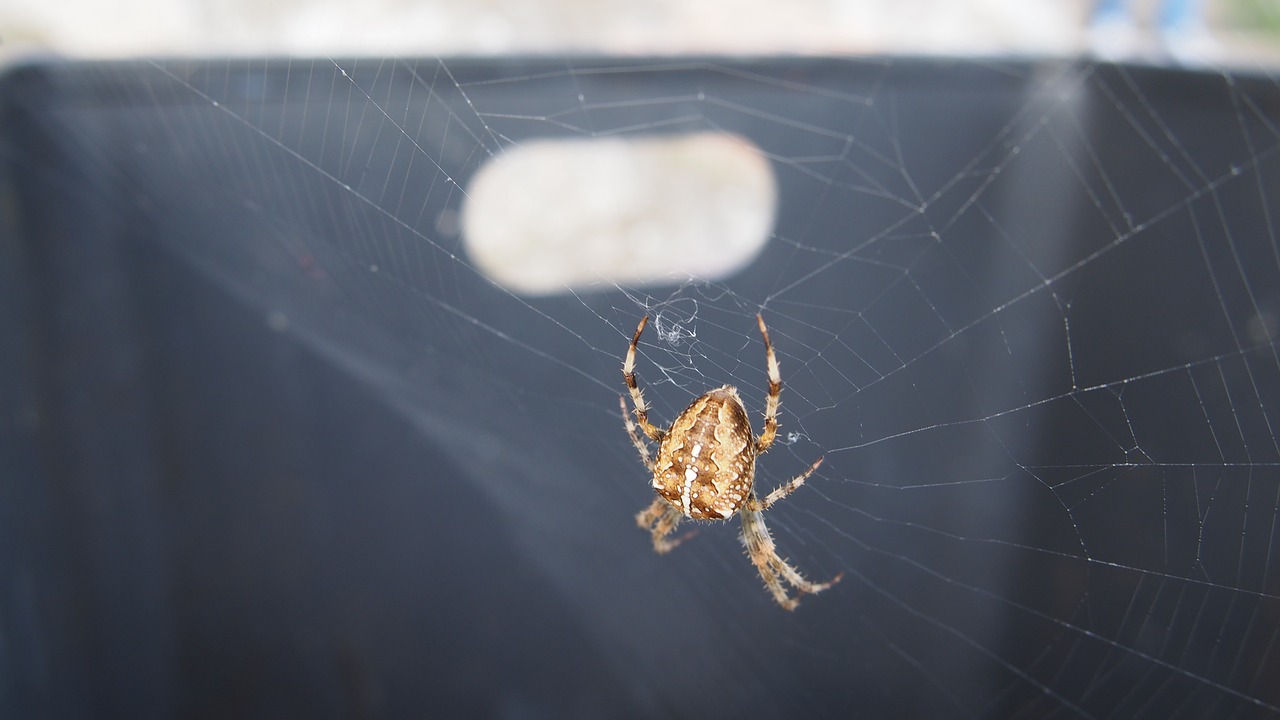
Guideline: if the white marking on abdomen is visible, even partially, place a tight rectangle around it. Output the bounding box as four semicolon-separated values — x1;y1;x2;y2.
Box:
681;466;697;514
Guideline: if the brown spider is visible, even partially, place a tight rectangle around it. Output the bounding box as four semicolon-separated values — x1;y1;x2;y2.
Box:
621;313;842;610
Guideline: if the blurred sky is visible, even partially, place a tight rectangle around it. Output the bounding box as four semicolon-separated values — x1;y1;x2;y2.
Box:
1;0;1277;65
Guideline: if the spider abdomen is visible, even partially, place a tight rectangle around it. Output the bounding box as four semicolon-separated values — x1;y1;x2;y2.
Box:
652;385;756;521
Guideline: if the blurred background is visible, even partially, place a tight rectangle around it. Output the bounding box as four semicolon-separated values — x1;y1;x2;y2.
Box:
5;1;1280;719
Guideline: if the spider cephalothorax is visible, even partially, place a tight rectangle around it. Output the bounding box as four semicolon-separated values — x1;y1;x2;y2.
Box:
621;313;841;610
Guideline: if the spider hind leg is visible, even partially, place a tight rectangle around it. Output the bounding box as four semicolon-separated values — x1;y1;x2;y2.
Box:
636;497;697;554
739;497;841;611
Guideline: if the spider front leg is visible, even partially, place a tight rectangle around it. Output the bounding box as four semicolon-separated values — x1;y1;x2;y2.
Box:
636;497;696;554
622;315;666;443
619;395;654;468
755;313;783;455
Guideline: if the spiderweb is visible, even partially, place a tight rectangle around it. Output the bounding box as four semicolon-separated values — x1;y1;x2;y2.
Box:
7;55;1280;718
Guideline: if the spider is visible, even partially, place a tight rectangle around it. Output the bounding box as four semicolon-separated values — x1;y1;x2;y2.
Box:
621;313;842;610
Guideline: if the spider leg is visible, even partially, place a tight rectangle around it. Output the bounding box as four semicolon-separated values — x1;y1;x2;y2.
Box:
755;313;782;455
636;497;697;554
620;395;654;469
623;315;666;443
753;456;824;511
740;495;842;611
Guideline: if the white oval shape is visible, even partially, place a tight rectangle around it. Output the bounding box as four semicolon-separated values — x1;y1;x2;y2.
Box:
461;133;776;296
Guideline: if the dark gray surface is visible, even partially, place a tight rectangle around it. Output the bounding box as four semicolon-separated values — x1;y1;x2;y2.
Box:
2;57;1278;718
